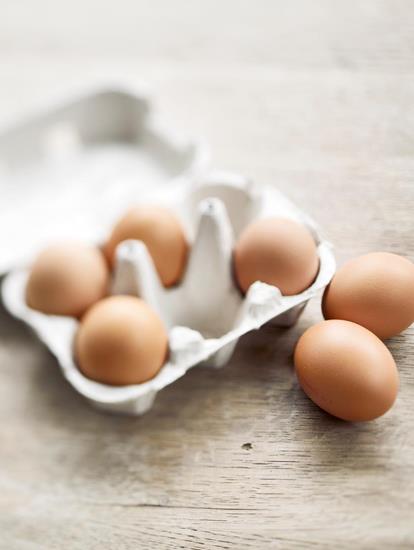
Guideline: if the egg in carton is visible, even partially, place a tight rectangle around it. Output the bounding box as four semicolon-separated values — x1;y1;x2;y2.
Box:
2;171;336;415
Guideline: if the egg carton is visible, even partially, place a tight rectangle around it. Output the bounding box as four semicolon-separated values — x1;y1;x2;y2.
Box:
2;172;335;415
0;83;335;415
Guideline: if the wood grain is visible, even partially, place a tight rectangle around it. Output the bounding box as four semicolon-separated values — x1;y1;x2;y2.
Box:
1;1;414;548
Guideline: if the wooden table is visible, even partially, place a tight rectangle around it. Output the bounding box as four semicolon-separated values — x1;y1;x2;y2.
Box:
1;1;413;548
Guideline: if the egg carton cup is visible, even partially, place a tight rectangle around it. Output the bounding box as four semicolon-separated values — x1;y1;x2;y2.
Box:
2;173;336;415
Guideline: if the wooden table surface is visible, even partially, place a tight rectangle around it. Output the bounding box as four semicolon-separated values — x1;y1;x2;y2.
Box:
1;1;414;548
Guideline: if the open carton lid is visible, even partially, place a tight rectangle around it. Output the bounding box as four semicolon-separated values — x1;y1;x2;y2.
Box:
0;83;208;273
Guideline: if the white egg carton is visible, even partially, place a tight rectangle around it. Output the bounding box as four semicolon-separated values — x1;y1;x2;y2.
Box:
0;83;336;415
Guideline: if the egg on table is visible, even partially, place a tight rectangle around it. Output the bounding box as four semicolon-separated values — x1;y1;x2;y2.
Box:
26;242;109;318
234;217;319;295
75;295;168;386
294;320;399;421
322;252;414;339
105;205;188;287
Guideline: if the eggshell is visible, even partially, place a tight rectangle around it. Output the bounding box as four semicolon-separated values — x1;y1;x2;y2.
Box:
105;205;188;287
294;320;399;421
322;252;414;339
234;217;319;295
26;242;109;318
75;295;168;386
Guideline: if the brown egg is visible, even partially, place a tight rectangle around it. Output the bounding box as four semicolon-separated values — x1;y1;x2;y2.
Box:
323;252;414;339
105;205;188;287
294;320;399;421
234;217;319;295
26;242;109;318
75;296;168;386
